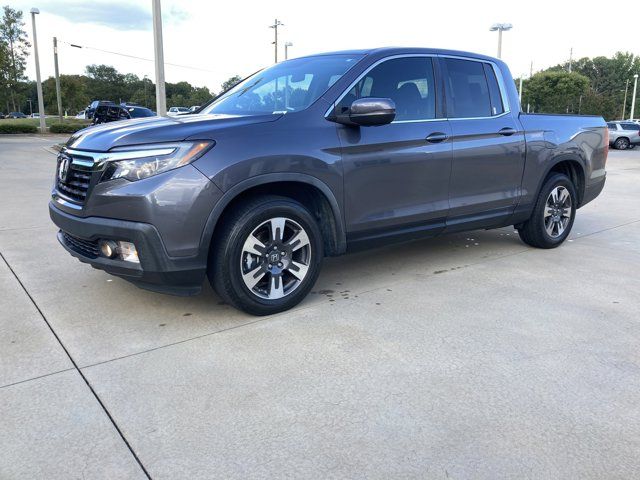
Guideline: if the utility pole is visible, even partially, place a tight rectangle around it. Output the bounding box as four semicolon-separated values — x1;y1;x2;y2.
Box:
622;79;629;120
53;37;63;121
30;8;46;133
27;99;33;115
270;19;284;63
530;61;533;78
630;74;639;121
152;0;167;116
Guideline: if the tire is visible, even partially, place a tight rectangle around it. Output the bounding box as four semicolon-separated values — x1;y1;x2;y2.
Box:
209;195;324;316
614;137;630;150
517;173;577;249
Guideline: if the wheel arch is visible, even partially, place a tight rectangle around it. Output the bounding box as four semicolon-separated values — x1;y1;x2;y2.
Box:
538;155;587;207
199;174;347;263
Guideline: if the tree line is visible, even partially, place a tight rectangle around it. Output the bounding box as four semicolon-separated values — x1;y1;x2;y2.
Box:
0;5;240;115
516;52;639;120
2;5;639;119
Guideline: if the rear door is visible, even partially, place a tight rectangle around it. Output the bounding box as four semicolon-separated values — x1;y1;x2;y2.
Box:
440;56;525;230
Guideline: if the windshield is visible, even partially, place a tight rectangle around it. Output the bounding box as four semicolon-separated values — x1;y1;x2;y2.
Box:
202;54;363;116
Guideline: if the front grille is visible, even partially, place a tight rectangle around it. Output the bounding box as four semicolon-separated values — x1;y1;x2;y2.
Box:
61;231;100;258
56;153;94;204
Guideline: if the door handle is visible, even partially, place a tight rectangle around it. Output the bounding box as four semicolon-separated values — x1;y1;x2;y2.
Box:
498;127;517;136
426;132;448;143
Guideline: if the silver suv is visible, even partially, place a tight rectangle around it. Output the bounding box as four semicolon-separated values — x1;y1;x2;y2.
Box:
607;121;640;150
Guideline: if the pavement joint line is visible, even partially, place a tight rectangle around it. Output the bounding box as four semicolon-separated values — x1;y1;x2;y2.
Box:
0;249;153;480
0;367;76;390
0;225;50;233
570;218;640;242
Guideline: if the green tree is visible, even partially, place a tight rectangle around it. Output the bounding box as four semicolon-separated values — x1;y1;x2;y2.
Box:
220;75;241;93
523;71;590;114
0;6;31;111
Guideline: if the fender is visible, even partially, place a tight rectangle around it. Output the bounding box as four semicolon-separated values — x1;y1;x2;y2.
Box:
536;153;587;206
511;153;587;226
198;173;347;259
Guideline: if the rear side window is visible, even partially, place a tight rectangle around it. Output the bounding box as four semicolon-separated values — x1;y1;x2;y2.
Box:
621;123;640;131
607;123;618;130
483;63;505;116
335;57;436;121
443;58;494;118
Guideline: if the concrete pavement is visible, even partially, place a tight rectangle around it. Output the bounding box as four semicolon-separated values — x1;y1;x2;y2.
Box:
1;135;639;479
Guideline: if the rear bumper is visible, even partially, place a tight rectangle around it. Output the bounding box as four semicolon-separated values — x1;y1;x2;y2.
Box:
49;202;206;296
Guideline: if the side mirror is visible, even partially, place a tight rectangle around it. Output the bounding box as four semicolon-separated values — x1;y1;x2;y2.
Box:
332;98;396;127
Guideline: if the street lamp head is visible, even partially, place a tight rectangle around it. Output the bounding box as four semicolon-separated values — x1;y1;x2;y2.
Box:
635;74;639;79
490;23;512;31
285;41;293;47
30;7;40;14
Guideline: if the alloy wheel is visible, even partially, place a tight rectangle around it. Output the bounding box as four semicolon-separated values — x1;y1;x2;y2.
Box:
543;186;572;238
240;217;312;300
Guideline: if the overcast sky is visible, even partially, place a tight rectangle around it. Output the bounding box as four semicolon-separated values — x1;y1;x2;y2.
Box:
11;0;639;94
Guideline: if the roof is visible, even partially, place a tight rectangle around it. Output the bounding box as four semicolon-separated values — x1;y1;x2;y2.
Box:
295;47;499;63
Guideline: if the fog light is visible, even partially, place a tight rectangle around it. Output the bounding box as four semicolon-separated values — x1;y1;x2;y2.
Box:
99;240;118;258
117;241;139;263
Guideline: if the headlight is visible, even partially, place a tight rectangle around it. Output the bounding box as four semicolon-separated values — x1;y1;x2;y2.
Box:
100;141;213;182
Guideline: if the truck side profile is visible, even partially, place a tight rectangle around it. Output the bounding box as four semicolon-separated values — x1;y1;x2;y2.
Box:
49;48;608;315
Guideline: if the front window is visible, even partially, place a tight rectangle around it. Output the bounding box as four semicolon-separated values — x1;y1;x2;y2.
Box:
335;57;437;121
201;54;362;116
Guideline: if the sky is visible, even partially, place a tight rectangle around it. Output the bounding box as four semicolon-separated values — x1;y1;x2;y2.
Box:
10;0;640;94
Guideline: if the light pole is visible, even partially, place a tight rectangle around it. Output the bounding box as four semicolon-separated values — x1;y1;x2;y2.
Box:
27;99;33;116
53;36;63;121
151;0;167;116
630;74;639;121
284;41;293;60
30;8;46;133
269;19;284;63
489;23;512;59
622;79;629;120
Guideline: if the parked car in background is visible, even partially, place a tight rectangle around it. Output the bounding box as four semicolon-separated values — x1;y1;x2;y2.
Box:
30;113;41;118
75;110;86;120
92;104;155;124
6;112;27;119
168;107;190;116
607;121;640;149
50;47;608;315
189;105;200;112
86;100;115;120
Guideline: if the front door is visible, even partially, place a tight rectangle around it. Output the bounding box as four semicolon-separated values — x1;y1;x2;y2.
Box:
333;56;453;245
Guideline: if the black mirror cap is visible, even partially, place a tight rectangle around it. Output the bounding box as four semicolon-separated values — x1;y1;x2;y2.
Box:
331;98;396;127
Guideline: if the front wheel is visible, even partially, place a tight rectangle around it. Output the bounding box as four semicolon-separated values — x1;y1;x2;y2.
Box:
517;173;577;249
209;196;323;316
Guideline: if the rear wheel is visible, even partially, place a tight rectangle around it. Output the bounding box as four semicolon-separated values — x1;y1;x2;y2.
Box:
614;137;630;150
209;196;323;316
517;173;576;249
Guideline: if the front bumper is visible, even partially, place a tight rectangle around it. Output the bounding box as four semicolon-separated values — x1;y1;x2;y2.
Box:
50;202;207;296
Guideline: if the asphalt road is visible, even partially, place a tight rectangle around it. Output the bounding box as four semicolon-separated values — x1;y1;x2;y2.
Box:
1;135;639;479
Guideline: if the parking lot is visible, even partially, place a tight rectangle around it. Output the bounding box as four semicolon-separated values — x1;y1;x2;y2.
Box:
1;135;639;479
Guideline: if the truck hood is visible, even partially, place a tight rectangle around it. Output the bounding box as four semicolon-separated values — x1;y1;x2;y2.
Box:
67;113;282;152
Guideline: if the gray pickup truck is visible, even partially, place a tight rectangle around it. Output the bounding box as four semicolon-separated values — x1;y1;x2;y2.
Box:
50;48;608;315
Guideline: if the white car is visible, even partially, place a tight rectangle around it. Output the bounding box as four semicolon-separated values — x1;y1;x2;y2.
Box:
75;110;87;120
167;107;190;116
189;105;200;112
